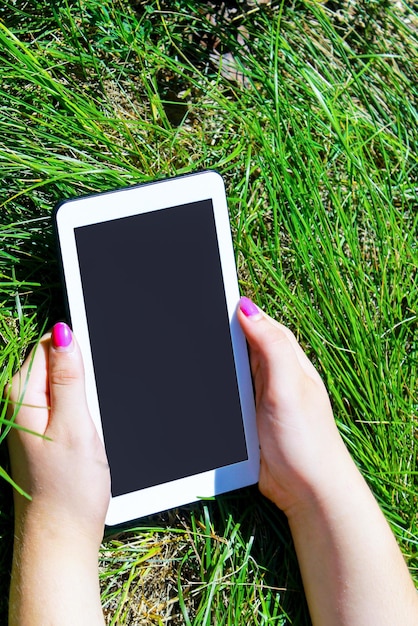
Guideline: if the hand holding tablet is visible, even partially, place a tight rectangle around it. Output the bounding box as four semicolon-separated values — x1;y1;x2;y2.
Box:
54;171;259;525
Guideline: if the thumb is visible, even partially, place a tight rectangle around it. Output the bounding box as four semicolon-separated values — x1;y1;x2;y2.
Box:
48;322;90;433
237;297;318;383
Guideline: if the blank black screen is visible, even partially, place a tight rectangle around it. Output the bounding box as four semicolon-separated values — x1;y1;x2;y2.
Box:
75;199;248;497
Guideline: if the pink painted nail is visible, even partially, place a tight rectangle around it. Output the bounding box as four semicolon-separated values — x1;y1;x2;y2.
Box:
52;322;73;349
239;296;260;317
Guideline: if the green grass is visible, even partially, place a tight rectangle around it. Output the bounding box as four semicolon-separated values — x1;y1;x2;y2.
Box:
0;0;417;623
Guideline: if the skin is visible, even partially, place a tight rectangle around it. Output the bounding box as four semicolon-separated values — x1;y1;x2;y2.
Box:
7;304;418;625
237;305;418;626
7;332;110;626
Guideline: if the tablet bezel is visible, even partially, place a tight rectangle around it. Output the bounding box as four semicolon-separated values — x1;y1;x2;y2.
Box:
54;170;259;525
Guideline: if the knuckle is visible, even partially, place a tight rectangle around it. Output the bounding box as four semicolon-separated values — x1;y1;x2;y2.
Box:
49;366;79;387
6;374;21;403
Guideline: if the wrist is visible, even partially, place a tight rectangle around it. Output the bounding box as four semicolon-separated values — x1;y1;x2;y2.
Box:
281;444;363;525
14;500;103;557
10;509;104;626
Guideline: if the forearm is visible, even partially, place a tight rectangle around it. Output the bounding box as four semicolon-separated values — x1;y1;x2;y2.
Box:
9;511;104;626
286;453;418;626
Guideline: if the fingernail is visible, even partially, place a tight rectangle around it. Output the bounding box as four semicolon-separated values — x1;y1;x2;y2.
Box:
239;296;260;318
52;322;73;350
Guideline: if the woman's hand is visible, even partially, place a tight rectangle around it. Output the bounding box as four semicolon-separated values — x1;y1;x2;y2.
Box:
7;322;110;541
7;323;110;626
237;296;349;517
238;297;418;626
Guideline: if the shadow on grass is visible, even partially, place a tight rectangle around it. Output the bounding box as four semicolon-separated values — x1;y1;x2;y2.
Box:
4;220;68;335
216;488;311;624
104;487;311;624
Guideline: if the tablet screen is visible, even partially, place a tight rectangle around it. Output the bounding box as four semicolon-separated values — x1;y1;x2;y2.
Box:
75;198;248;497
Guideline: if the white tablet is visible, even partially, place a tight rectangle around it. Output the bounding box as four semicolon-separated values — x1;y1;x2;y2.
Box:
54;170;259;526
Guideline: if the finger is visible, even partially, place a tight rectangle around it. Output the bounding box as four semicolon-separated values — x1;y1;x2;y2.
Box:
7;336;50;434
47;322;91;436
238;298;300;383
237;297;320;384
